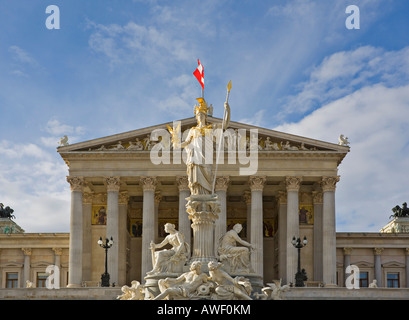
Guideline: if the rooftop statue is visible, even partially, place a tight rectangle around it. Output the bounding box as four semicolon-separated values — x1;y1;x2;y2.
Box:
0;203;15;219
390;202;409;219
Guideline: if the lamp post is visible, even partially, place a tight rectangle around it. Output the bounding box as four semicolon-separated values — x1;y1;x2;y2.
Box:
292;236;308;287
98;236;113;287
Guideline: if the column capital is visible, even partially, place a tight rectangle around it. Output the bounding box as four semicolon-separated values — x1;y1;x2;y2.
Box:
320;176;340;192
66;176;85;192
215;176;230;192
285;176;302;192
374;247;384;255
154;191;162;204
176;176;189;192
312;191;323;204
140;176;158;192
249;176;266;191
118;191;130;205
52;247;63;256
343;247;353;255
105;176;121;192
21;248;32;256
242;190;251;205
83;192;94;204
277;191;287;205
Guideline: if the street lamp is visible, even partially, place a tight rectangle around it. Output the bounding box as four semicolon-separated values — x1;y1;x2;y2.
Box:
292;236;308;287
98;236;113;287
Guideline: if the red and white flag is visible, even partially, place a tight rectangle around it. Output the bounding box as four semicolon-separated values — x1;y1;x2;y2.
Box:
193;59;204;90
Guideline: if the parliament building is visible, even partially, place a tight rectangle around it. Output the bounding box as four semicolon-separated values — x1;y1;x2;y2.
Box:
1;114;409;299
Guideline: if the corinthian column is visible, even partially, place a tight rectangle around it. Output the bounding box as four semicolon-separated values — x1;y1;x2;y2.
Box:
106;176;121;285
22;248;32;286
285;176;302;285
242;191;251;239
82;192;93;282
249;176;266;277
321;175;340;286
176;176;191;247
214;176;230;253
118;191;129;286
140;176;157;281
374;248;384;287
66;176;84;287
277;191;287;282
312;191;323;282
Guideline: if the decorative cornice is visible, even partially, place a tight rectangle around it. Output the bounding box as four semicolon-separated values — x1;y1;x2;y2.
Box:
321;176;340;192
66;176;84;192
248;176;266;192
285;176;302;192
105;176;121;192
215;176;230;192
140;176;158;192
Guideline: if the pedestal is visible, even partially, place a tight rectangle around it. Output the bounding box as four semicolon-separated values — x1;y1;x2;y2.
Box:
186;194;220;266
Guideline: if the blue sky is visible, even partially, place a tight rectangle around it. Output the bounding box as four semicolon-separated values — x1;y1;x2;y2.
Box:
0;0;409;232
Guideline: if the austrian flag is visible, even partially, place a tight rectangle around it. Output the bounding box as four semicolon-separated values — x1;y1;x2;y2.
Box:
193;59;204;90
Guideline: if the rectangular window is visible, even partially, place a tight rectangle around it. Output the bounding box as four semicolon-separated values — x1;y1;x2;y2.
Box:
6;273;18;288
359;272;368;288
36;272;48;288
387;273;400;288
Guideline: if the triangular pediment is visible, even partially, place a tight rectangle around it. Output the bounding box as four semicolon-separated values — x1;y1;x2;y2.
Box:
57;116;349;155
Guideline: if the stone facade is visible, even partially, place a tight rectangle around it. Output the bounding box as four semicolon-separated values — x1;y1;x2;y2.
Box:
1;117;409;297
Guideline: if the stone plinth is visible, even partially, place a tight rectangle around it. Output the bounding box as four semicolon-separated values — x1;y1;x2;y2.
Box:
186;194;220;266
380;217;409;233
0;218;24;234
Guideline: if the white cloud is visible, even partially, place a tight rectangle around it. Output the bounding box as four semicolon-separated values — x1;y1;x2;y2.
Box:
87;20;193;69
0;119;86;232
275;83;409;232
277;46;409;121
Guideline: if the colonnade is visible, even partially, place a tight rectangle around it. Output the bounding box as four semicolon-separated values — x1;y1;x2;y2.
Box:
66;175;339;287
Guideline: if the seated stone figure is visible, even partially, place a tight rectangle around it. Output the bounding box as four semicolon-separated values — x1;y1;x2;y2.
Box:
217;223;254;274
153;261;208;300
148;223;190;275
